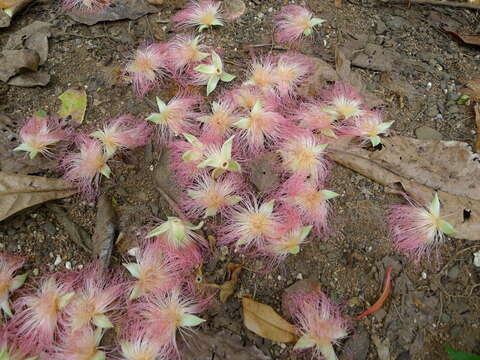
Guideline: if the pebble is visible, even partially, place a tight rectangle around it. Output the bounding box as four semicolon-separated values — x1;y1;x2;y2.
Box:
447;265;461;280
277;275;282;281
32;268;39;276
415;126;442;141
54;255;62;266
296;273;303;280
65;261;72;270
473;251;480;268
421;272;427;279
43;221;57;235
127;247;140;257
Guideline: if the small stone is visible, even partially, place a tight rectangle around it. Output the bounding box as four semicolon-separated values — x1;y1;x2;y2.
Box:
421;272;427;279
43;221;57;235
447;266;461;280
277;275;282;281
65;261;72;270
127;247;140;257
78;264;84;270
296;273;303;280
375;19;387;34
32;268;39;276
374;308;387;322
54;255;61;266
473;251;480;267
415;126;442;141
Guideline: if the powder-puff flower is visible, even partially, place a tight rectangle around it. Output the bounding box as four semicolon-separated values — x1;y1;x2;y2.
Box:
232;100;285;153
172;0;223;32
65;266;123;331
11;276;74;350
52;327;105;360
291;291;349;360
274;5;325;45
349;111;394;147
220;197;279;249
0;253;27;317
62;0;111;12
244;58;277;90
197;98;238;140
197;135;242;178
119;324;167;360
91;116;152;158
262;209;312;264
273;54;313;95
193;51;235;96
229;85;263;111
139;288;205;352
123;240;181;300
0;329;36;360
294;102;339;138
183;174;242;218
278;135;329;183
386;193;456;262
168;34;209;72
279;176;338;234
61;136;111;194
126;43;167;97
323;83;365;121
146;95;201;139
14;115;66;159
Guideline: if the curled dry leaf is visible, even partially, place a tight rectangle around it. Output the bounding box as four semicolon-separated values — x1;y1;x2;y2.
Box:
329;136;480;240
357;267;393;319
91;194;118;268
447;30;480;47
0;172;77;222
242;297;298;343
58;87;87;124
219;263;242;303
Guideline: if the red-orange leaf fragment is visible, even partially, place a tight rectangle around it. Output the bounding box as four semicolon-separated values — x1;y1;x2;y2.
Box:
357;267;393;320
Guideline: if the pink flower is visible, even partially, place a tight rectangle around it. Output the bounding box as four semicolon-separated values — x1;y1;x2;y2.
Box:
172;0;224;32
167;34;209;72
65;265;124;331
219;196;279;249
244;58;277;90
273;54;313;95
228;85;264;111
197;135;242;179
386;193;456;263
146;94;201;140
278;134;329;183
348;111;394;147
123;240;181;300
322;83;365;121
146;217;205;250
261;208;312;265
232;100;285;153
91;115;152;158
192;51;236;96
274;5;325;45
119;323;168;360
294;101;340;138
0;328;36;360
291;291;349;360
278;175;338;234
0;253;27;318
14;115;66;159
138;288;206;353
51;326;105;360
197;97;239;140
182;173;243;218
11;275;74;351
61;135;111;195
62;0;111;12
126;43;168;97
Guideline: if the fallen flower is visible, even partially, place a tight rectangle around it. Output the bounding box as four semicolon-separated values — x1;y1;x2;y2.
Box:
193;51;235;95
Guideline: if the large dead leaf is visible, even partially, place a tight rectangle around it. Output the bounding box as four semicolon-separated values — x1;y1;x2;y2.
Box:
58;88;87;124
219;263;241;303
447;30;480;46
242;297;298;343
0;172;77;221
329;136;480;240
92;195;118;267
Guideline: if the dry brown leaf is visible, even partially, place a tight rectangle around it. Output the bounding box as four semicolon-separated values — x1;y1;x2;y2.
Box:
0;172;77;221
334;0;342;8
242;297;298;343
329;136;480;240
92;195;118;267
0;0;20;8
474;104;480;153
219;263;242;303
447;30;480;46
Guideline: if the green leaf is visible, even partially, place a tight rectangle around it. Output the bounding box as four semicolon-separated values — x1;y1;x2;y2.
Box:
377;120;394;133
322;190;340;200
300;225;313;241
303;28;312;36
262;200;275;215
35;109;48;120
252;100;262;114
195;64;216;74
146;223;168;238
207;76;220;96
289;245;300;254
189;221;204;231
91;351;106;360
315;143;329;153
210;51;223;69
227;160;241;172
233;117;251;129
293;335;316;350
212;167;226;179
10;272;28;291
430;193;441;218
445;345;480;360
58;88;87;124
226;195;242;205
310;17;326;27
155;97;167;112
99;164;111;179
183;133;200;146
182;150;202;162
198;24;208;32
0;300;12;318
205;207;218;217
438;220;456;235
123;263;141;278
92;314;113;328
13;143;30;153
180;313;206;327
129;284;142;300
221;136;235;159
370;135;381;147
211;18;224;26
221;72;236;82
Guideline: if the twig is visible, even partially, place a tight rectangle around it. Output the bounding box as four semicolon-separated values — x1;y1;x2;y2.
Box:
155;185;189;221
383;0;480;10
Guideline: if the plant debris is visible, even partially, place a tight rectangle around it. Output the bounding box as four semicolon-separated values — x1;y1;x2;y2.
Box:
58;87;88;124
357;267;393;319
